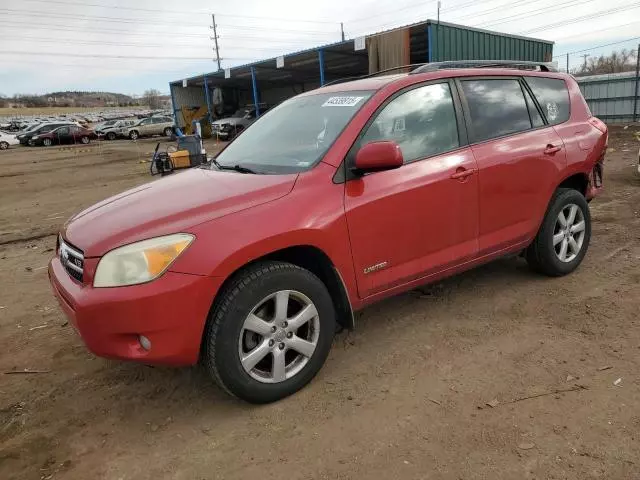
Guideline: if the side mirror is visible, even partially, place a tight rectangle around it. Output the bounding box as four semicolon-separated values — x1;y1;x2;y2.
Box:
353;141;403;173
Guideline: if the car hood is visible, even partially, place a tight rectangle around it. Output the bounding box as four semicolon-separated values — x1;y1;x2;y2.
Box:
63;168;298;257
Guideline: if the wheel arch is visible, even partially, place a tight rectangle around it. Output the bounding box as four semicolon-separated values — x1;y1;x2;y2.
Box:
207;244;355;333
557;172;589;196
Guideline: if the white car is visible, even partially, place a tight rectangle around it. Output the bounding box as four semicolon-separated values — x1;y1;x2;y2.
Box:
0;131;19;150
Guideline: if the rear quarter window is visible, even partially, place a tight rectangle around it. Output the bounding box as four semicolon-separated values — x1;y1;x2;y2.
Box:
524;77;571;125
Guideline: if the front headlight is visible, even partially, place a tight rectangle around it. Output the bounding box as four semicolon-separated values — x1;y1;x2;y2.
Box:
32;135;40;140
93;233;194;287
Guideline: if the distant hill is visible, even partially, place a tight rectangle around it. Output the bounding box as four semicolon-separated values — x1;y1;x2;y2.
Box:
1;91;138;108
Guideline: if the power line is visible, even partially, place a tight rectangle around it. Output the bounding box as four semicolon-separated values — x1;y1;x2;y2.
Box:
552;36;640;57
0;8;201;27
15;0;338;24
0;35;210;49
0;20;211;37
347;0;437;25
0;51;256;61
552;20;640;42
519;2;640;34
475;0;595;28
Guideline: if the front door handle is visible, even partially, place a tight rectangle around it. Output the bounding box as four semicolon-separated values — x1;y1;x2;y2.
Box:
450;167;477;180
544;144;562;155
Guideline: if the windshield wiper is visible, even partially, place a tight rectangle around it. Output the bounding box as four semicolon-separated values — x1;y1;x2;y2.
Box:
211;158;258;174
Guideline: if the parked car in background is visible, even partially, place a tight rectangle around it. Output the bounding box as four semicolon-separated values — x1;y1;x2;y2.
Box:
211;105;269;140
31;125;95;146
0;131;19;150
126;116;174;140
49;62;607;404
97;119;137;140
18;122;76;146
93;120;117;132
0;121;28;132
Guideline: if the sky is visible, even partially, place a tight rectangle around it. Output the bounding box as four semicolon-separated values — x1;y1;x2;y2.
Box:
0;0;639;97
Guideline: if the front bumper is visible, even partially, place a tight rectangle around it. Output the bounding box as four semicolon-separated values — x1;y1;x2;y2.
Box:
48;257;222;366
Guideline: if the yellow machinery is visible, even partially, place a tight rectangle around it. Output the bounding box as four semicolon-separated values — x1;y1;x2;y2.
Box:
180;106;212;138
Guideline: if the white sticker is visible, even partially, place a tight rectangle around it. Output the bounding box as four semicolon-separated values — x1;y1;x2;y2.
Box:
224;68;231;79
354;36;366;51
182;79;187;87
322;96;364;107
276;56;284;68
546;102;559;121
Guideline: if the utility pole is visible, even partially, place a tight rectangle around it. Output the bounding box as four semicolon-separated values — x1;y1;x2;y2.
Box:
340;22;345;42
211;14;221;71
566;53;569;73
437;1;441;24
633;42;639;122
581;53;589;72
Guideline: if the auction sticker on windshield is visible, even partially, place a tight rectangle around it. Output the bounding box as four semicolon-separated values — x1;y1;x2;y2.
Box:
322;96;365;107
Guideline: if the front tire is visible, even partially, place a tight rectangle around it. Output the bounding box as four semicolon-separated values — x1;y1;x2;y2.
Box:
43;138;52;147
80;136;90;144
203;261;336;403
526;188;591;276
0;141;8;150
129;130;139;140
106;132;116;141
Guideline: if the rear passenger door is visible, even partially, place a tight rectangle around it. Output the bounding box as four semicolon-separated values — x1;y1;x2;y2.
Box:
457;77;567;254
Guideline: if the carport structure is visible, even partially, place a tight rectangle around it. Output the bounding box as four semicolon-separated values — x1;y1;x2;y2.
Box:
169;20;553;130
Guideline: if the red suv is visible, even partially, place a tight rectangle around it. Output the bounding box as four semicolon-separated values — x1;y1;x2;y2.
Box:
49;62;607;403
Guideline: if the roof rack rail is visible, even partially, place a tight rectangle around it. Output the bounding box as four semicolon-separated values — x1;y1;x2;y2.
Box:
323;63;426;87
411;60;557;74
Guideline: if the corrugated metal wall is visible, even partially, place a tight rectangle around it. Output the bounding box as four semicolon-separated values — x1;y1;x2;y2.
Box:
577;72;639;123
430;22;553;63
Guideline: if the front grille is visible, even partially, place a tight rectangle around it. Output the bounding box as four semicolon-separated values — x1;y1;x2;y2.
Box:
59;238;84;283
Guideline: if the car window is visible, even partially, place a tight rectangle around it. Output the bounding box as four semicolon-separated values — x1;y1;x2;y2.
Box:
461;78;532;142
360;82;459;163
57;127;70;135
140;118;151;125
215;90;374;174
524;77;571;125
522;86;544;128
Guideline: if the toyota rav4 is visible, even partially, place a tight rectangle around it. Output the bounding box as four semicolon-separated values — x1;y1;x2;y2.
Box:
49;62;607;403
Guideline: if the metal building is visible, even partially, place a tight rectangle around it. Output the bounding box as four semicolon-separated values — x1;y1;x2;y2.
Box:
577;71;640;123
169;19;554;131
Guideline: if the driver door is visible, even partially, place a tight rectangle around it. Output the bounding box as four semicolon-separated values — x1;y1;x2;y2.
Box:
344;81;479;298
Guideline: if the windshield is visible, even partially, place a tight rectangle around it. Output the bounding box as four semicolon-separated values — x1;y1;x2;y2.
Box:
214;91;373;174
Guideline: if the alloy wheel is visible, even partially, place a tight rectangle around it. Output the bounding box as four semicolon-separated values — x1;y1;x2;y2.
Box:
238;290;320;384
553;203;586;263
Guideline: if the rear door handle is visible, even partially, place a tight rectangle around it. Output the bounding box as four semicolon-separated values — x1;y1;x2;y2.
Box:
450;167;477;180
544;144;562;155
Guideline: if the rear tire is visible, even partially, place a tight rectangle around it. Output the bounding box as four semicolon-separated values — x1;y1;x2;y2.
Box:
203;261;336;403
163;127;173;137
526;188;591;276
106;132;116;141
80;136;90;144
0;141;8;150
129;130;139;140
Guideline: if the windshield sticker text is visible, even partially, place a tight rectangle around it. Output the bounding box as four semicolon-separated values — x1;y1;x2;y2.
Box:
322;96;365;107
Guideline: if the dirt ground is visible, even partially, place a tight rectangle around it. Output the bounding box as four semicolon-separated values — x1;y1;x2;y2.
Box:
1;130;639;480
